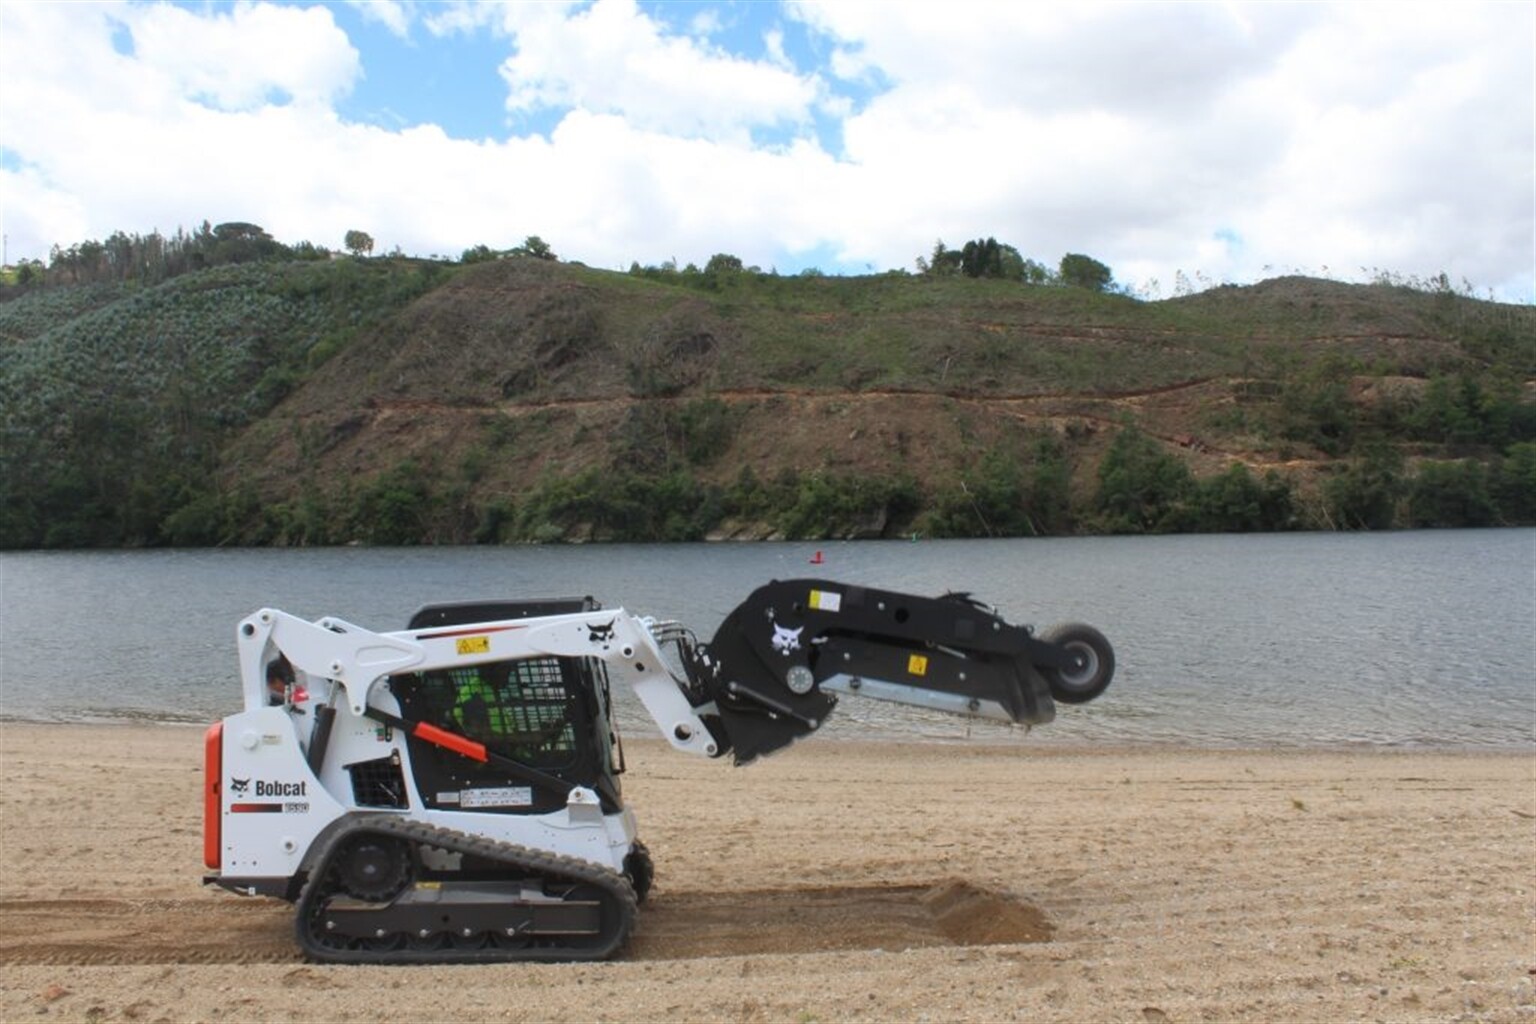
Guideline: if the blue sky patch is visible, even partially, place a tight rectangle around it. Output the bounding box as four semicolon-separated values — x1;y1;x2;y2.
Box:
325;4;522;139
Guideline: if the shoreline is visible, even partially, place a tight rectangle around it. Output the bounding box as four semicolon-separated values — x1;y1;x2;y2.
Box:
1;722;1532;1021
2;714;1532;757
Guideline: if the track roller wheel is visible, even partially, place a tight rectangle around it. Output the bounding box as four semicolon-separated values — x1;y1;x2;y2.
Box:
335;834;412;901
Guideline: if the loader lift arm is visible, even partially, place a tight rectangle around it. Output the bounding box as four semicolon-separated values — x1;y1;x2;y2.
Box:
681;579;1114;764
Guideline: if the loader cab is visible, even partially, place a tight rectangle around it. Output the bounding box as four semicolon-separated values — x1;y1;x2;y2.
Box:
390;599;627;815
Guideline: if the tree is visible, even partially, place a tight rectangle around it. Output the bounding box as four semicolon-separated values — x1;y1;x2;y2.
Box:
1406;460;1494;528
1059;252;1112;291
1322;445;1404;529
289;240;329;261
704;253;744;275
513;235;556;260
13;259;42;286
1187;464;1295;532
344;230;374;257
1490;442;1536;524
1020;258;1051;284
1094;427;1194;532
1279;353;1359;456
960;238;1003;279
211;222;282;264
920;239;962;277
997;243;1026;281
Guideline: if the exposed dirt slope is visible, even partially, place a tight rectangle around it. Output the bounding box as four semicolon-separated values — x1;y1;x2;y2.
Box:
218;261;1532;533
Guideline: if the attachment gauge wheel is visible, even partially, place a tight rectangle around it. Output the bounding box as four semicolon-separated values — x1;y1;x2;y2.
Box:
1040;623;1115;704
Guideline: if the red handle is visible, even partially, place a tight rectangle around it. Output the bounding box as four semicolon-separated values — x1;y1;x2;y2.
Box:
412;721;488;762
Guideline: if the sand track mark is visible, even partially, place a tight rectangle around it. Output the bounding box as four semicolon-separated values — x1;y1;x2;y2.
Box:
0;880;1048;965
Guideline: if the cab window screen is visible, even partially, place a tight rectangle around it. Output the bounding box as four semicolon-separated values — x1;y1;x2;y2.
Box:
399;657;579;770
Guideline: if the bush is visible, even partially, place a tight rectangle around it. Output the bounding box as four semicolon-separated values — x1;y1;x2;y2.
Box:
922;439;1071;537
1322;446;1404;529
1094;428;1194;533
1278;354;1359;455
1489;442;1536;525
1407;372;1536;449
774;472;919;540
352;461;432;545
1406;460;1495;527
510;467;724;542
1183;464;1296;532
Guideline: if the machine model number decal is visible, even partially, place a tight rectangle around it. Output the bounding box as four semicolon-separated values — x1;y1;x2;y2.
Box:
808;589;841;612
230;801;309;814
456;636;490;655
460;786;533;808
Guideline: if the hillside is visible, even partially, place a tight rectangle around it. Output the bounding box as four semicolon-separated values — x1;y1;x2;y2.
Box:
2;257;1532;547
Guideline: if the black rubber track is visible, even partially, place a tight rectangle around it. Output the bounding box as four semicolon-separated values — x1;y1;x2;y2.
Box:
295;816;637;964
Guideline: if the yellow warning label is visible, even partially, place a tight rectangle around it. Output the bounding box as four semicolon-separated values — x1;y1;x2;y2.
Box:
456;636;490;655
907;654;929;676
809;589;842;612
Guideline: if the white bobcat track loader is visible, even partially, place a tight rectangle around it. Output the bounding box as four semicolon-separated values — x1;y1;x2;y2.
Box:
203;579;1114;964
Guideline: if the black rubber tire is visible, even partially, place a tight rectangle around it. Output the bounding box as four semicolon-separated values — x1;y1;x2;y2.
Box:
1040;623;1115;704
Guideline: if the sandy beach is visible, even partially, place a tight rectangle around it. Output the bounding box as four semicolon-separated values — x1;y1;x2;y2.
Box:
0;722;1531;1022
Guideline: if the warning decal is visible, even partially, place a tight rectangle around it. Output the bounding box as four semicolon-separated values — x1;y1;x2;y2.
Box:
907;654;929;676
808;589;842;613
456;635;490;655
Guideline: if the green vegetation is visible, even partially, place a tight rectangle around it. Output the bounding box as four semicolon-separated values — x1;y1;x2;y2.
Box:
1059;253;1114;292
920;438;1072;537
2;224;1532;548
78;424;1531;549
344;230;375;258
0;257;454;547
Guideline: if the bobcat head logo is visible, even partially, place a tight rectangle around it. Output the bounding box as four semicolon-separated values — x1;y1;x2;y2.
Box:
229;777;250;795
588;619;616;646
770;622;803;655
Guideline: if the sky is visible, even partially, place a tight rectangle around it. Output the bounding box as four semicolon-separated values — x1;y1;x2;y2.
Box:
1;0;1532;302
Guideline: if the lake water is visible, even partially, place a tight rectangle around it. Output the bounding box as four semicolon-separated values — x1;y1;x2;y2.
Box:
1;532;1532;750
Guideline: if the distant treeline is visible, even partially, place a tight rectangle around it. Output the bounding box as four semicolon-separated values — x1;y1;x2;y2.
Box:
5;217;1122;296
138;424;1536;549
625;239;1118;293
4;221;334;290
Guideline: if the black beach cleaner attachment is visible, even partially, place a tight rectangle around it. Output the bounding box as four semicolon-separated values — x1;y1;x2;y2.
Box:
683;578;1115;763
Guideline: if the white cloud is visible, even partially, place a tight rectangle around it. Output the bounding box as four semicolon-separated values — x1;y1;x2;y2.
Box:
689;7;725;38
801;1;1311;115
0;0;1530;301
421;0;525;39
345;0;413;39
125;1;360;110
497;0;820;142
796;0;1532;296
